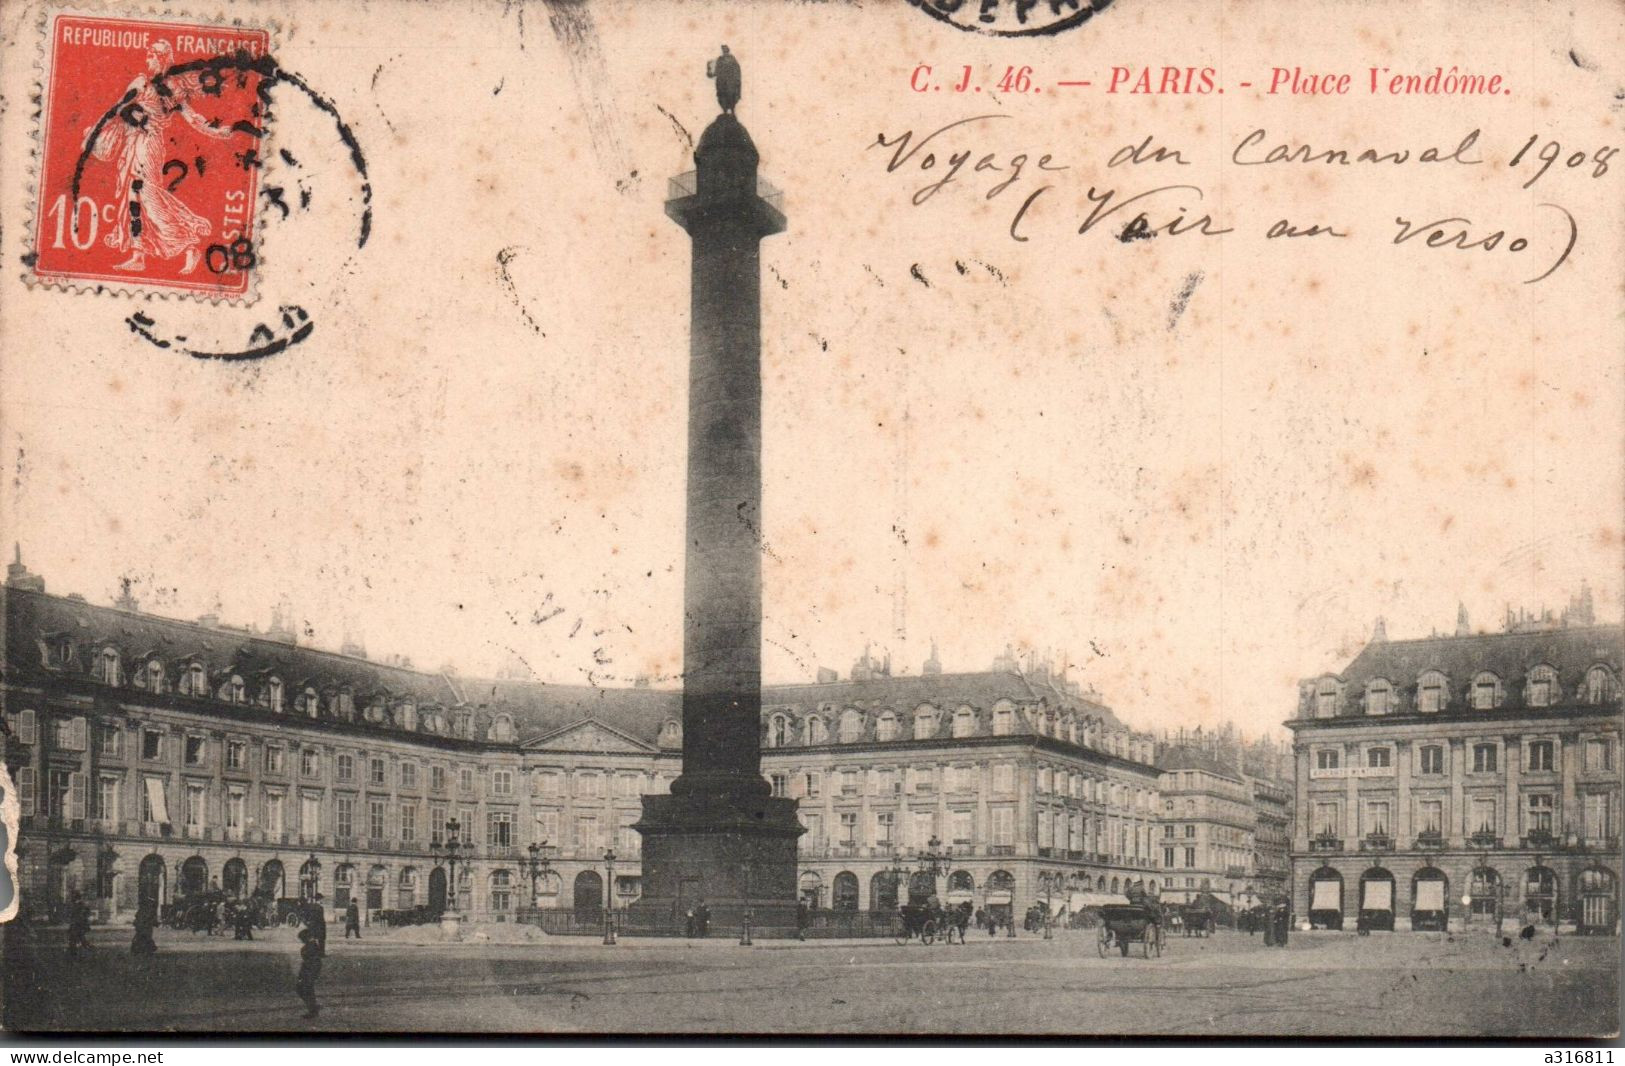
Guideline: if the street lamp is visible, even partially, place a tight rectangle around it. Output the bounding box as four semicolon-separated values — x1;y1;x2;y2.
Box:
1041;872;1054;940
520;841;552;910
431;817;467;933
602;848;618;945
883;843;909;912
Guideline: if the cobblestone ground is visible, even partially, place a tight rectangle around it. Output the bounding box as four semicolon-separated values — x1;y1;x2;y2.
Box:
4;923;1618;1036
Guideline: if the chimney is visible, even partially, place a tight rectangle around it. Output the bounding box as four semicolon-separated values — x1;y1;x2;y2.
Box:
1455;602;1470;636
816;666;838;684
922;639;942;676
113;576;139;613
6;543;45;592
1371;616;1387;642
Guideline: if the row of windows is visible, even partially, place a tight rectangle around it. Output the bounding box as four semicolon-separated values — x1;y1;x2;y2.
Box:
42;644;521;742
762;704;1152;761
1315;665;1619;718
1310;791;1618;841
1313;737;1615;775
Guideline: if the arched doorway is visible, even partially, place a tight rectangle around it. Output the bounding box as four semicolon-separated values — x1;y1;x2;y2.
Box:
907;870;936;905
833;871;859;911
798;870;823;909
179;856;208;898
258;859;285;900
1110;877;1120;894
428;867;448;913
869;871;898;911
399;868;418;909
1524;866;1558;924
222;858;248;898
947;870;975;906
299;858;321;900
1359;867;1395;931
1095;874;1106;891
574;870;604;922
1469;866;1502;922
333;864;355;911
1308;865;1344;930
985;869;1015;926
1411;867;1448;931
137;854;166;910
1577;867;1618;934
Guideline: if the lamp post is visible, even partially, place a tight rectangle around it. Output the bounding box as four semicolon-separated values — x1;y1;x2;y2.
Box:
431;817;466;936
602;848;618;945
520;841;552;911
1042;872;1054;940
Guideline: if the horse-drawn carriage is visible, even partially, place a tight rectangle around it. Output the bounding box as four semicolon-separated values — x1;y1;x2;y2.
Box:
1179;906;1214;937
1096;903;1163;958
894;902;941;945
164;890;227;934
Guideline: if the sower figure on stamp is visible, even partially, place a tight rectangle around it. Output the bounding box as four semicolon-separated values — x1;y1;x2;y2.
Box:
84;39;234;274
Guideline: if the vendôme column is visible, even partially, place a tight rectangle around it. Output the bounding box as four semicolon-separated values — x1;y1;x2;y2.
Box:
633;47;803;932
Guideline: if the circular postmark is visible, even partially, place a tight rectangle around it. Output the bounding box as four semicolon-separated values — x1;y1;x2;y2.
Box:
906;0;1115;37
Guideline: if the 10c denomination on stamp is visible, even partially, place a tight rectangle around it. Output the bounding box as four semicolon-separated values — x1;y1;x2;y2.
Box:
29;13;271;299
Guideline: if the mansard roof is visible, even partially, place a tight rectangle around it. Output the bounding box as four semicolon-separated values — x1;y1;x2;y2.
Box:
764;670;1127;731
1341;625;1622;691
1155;743;1244;782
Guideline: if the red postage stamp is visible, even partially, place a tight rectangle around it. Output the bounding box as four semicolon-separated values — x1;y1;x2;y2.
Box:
30;14;271;299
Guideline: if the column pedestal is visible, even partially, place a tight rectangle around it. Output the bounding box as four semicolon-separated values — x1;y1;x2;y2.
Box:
633;791;802;930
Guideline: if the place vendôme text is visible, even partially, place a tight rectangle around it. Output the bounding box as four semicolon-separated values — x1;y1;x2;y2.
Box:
870;115;1619;285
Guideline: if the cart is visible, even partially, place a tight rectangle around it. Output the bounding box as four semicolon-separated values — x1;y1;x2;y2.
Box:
1096;903;1162;958
894;903;939;945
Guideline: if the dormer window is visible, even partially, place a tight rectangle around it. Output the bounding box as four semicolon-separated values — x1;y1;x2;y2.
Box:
1365;679;1393;716
180;662;207;696
267;677;284;714
838;710;864;744
228;675;246;704
98;648;121;685
301;687;319;718
1585;666;1616;705
806;716;828;745
768;714;790;748
659;718;681;747
1315;679;1338;718
952;707;975;738
875;712;898;741
490;715;515;742
1526;665;1557;708
1471;672;1501;711
1418;671;1448;714
992;704;1014;736
145;660;166;693
52;637;74;668
912;707;936;741
364;697;386;724
400;703;417;731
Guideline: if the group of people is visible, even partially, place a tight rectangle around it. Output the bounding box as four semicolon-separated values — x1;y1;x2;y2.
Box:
683;900;712;938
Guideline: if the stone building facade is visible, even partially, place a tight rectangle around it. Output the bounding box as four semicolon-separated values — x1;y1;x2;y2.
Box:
1155;745;1257;908
1287;597;1622;933
2;565;1164;927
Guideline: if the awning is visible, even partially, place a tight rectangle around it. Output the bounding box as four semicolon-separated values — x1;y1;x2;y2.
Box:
985;891;1012;904
144;777;170;824
1414;879;1445;911
1310;879;1341;911
1362;880;1393;911
1068;892;1131;909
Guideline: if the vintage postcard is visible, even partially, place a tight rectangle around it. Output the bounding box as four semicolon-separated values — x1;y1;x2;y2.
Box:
0;0;1619;1040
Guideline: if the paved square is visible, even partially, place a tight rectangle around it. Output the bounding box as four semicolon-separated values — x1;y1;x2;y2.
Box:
4;924;1618;1036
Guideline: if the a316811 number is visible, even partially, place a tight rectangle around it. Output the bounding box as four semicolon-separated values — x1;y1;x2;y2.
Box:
1546;1053;1614;1063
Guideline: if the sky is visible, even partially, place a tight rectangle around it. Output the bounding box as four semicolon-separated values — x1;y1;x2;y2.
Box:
2;0;1620;744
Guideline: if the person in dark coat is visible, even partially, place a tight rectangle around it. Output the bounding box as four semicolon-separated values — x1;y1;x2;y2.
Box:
795;900;810;941
295;928;323;1019
344;900;362;939
131;900;158;956
66;892;93;955
232;900;256;941
303;893;327;953
694;900;711;937
1273;904;1290;946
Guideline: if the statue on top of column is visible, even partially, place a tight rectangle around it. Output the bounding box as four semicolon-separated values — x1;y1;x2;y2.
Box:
707;45;741;113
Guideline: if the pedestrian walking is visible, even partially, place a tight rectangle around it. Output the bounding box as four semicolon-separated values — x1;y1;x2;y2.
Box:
344;900;362;939
131;900;158;956
66;892;92;956
295;928;323;1020
694;900;711;937
232;901;256;941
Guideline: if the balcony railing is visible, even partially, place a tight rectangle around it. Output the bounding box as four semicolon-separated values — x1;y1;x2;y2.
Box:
1520;830;1556;850
988;844;1016;856
1308;833;1343;853
1468;830;1502;849
1359;833;1394;853
1414;831;1445;850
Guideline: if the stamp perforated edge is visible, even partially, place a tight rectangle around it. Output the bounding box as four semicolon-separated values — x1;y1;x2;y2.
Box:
20;2;284;306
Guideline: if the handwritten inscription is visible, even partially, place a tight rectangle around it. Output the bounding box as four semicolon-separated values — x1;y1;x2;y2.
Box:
870;117;1613;284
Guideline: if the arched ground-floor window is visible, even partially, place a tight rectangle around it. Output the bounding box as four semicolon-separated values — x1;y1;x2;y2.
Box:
490;869;513;915
179;856;208;898
798;870;823;909
1308;866;1344;930
222;858;248;898
137;854;166;910
869;871;897;911
258;860;285;900
574;870;603;921
1524;865;1557;924
985;869;1015;923
907;870;936;905
947;869;975;905
299;858;321;901
366;865;388;911
833;871;859;911
1576;867;1618;934
1410;867;1448;931
1359;866;1395;931
334;864;355;911
399;867;419;909
1469;866;1502;920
